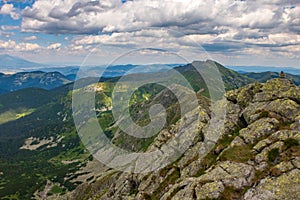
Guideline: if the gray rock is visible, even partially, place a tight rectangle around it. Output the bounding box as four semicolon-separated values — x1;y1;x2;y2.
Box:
195;181;224;200
243;169;300;200
198;161;255;189
239;118;279;144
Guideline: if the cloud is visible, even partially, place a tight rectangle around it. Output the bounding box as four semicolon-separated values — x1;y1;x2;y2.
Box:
16;0;300;66
23;35;37;41
0;39;41;51
1;25;19;31
0;31;15;38
0;39;16;49
0;4;20;20
47;43;62;49
16;42;41;51
21;0;300;34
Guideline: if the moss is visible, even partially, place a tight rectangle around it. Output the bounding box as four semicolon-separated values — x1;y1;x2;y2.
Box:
268;148;280;163
284;138;299;149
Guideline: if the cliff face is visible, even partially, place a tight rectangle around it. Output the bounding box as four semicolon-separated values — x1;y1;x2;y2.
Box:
72;78;300;200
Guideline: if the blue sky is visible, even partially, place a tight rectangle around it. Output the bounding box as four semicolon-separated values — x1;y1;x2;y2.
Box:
0;0;299;67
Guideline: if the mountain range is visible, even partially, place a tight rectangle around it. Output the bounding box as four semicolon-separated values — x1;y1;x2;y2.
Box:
0;54;42;70
0;60;299;199
227;65;300;75
0;71;72;94
2;54;300;79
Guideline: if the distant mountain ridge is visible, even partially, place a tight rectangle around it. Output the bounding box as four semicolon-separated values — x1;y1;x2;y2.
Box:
243;71;300;85
227;65;300;75
0;54;43;69
0;71;72;94
1;60;299;96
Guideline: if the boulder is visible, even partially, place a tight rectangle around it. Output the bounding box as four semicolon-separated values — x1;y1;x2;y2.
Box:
198;161;255;189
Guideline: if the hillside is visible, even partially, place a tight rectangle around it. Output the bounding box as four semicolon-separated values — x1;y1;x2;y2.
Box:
0;71;72;93
176;60;254;91
0;88;55;125
71;78;300;200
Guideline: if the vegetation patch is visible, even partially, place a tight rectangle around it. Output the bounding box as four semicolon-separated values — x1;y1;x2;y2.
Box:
0;108;35;125
268;148;280;163
218;129;241;150
194;151;218;177
284;138;299;149
153;167;180;199
220;186;246;200
47;185;64;196
219;145;254;163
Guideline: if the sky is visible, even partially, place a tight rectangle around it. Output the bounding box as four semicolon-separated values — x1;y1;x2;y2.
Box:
0;0;299;67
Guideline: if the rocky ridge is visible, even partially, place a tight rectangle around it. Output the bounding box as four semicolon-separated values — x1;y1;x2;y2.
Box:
70;78;300;200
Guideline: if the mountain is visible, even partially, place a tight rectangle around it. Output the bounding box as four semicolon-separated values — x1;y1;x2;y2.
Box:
176;60;254;91
0;71;72;93
39;64;184;80
0;54;42;69
227;65;300;75
243;71;300;85
0;61;298;199
72;78;300;200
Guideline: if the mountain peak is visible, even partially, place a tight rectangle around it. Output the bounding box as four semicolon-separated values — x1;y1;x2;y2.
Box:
0;54;42;69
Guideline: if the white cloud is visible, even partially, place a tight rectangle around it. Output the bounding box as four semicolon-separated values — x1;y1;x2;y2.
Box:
23;36;38;41
0;39;16;49
0;4;14;14
21;0;300;34
17;0;300;66
1;25;19;31
47;43;62;49
0;31;15;38
16;42;41;51
0;39;41;51
0;4;20;20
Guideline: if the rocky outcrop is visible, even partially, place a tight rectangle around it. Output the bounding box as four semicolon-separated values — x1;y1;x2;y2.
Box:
244;169;300;200
71;78;300;200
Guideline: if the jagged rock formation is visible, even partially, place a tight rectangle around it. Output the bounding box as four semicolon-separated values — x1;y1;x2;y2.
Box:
70;78;300;200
